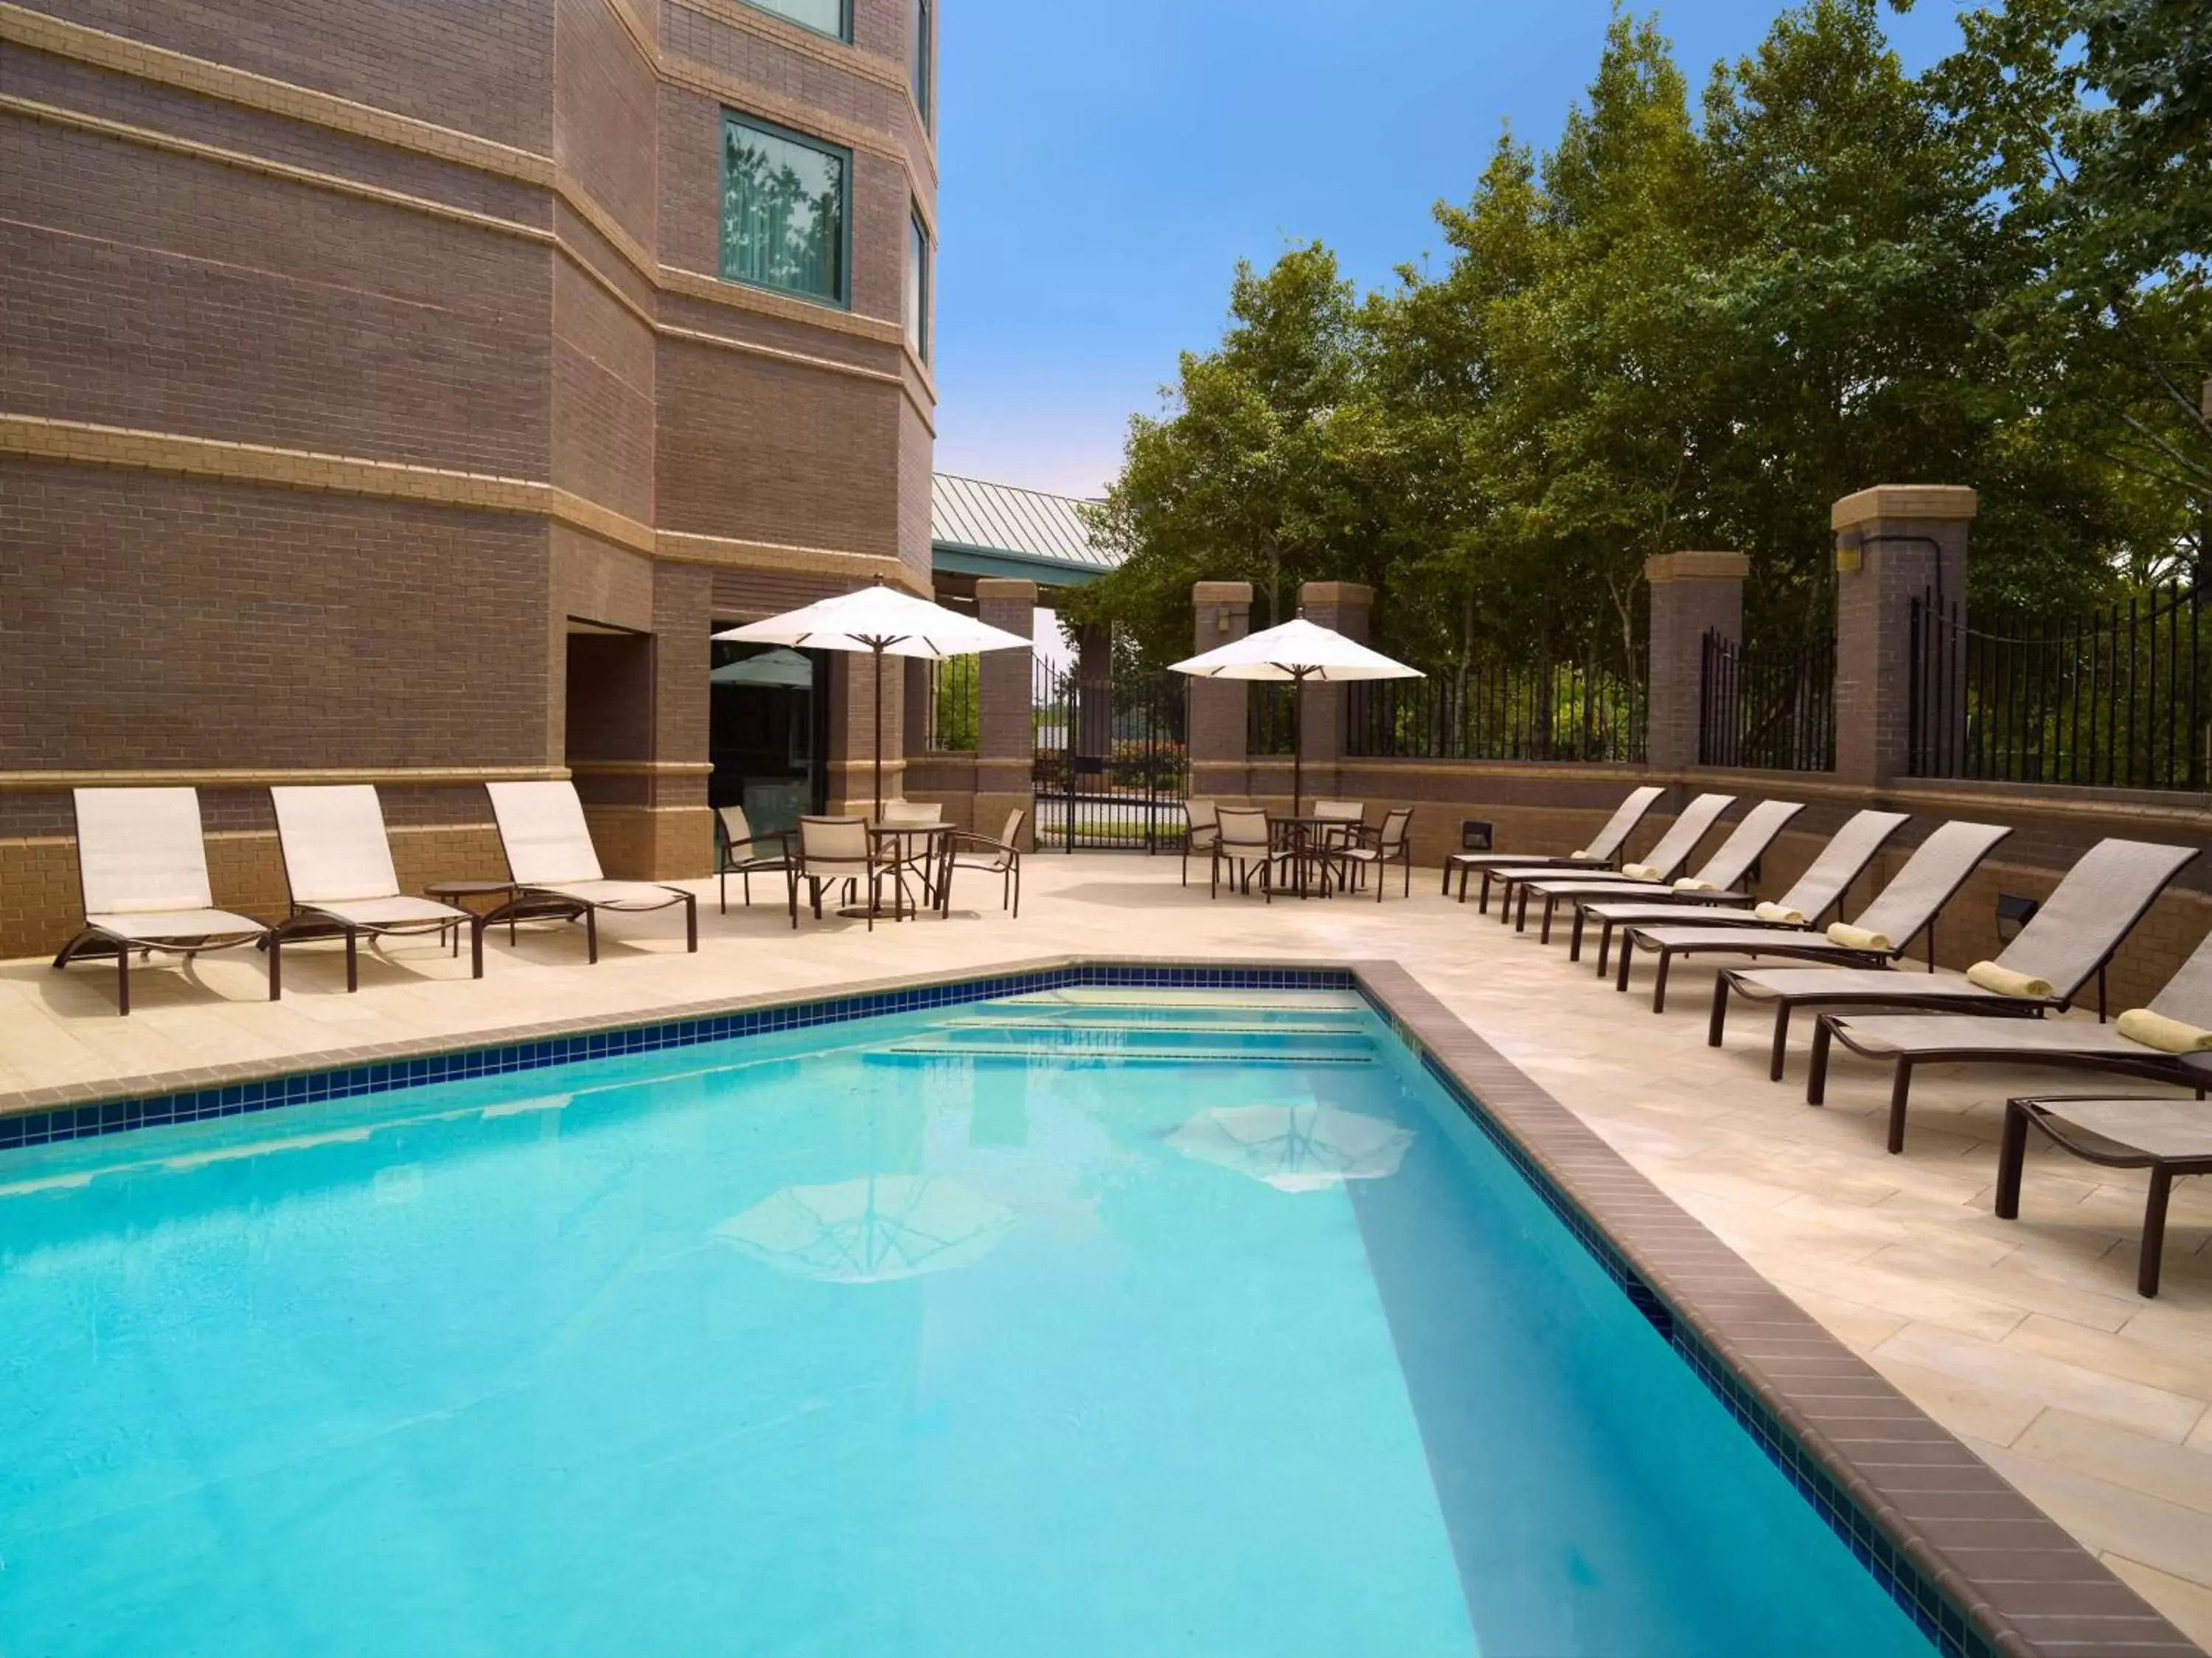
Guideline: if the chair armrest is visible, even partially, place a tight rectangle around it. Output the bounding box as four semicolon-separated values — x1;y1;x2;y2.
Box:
726;830;793;856
949;833;1019;858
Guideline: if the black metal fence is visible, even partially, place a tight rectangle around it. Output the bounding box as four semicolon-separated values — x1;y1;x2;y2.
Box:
925;656;978;752
1247;682;1297;755
1910;580;2212;790
1699;629;1837;771
1033;656;1188;850
1346;656;1646;763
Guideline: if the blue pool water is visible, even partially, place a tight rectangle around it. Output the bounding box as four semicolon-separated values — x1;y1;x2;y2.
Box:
0;989;1935;1657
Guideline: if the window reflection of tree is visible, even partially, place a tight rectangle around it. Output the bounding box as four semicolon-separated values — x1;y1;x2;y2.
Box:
720;131;842;299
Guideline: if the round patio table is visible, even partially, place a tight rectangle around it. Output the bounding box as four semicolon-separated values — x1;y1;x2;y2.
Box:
1266;816;1343;900
837;823;953;920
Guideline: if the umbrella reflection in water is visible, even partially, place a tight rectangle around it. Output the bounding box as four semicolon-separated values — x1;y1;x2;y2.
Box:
716;1173;1019;1283
1168;1103;1412;1193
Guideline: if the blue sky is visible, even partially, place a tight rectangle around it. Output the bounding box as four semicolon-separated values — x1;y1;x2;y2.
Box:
930;0;1969;499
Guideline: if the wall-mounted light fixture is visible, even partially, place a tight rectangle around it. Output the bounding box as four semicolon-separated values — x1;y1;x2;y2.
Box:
1996;892;2039;942
1461;819;1495;853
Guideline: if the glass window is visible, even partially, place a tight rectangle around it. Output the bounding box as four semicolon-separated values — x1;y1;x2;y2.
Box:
905;210;931;361
911;0;931;128
720;114;849;306
741;0;846;41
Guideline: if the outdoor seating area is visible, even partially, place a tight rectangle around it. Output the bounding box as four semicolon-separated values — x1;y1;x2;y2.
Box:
1194;799;1416;901
1474;785;2212;1300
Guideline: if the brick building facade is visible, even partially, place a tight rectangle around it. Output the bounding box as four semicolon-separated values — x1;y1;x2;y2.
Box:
0;0;938;953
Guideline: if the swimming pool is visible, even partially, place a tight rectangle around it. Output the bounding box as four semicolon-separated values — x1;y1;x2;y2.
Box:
0;983;1935;1657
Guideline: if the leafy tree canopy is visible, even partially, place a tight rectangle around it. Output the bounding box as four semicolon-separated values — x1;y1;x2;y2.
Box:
1068;0;2209;671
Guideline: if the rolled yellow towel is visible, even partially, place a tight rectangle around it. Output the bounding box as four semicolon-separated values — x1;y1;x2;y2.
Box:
1672;878;1720;893
1570;847;1593;860
2116;1007;2212;1053
1755;901;1806;925
1826;922;1893;951
1964;960;2054;1000
1622;863;1663;882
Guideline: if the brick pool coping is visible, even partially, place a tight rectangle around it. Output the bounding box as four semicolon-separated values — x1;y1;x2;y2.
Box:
0;954;2196;1657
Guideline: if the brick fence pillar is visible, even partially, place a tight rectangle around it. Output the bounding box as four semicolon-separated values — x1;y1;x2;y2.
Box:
1645;551;1748;771
975;577;1037;847
1189;580;1252;800
1296;580;1372;801
1832;485;1976;785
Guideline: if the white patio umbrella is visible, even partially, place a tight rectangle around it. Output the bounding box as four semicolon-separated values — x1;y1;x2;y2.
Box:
714;1173;1020;1283
1170;617;1422;816
714;580;1030;819
1166;1102;1412;1193
709;646;815;689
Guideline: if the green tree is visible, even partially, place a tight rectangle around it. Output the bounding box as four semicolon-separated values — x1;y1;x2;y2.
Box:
1067;245;1385;666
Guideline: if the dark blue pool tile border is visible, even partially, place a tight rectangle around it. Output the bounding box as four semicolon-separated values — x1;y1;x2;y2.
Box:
0;964;1354;1151
2;956;2191;1658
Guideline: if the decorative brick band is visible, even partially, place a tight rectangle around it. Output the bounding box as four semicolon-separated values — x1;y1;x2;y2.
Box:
0;765;563;794
0;414;924;581
0;3;554;180
0;6;925;374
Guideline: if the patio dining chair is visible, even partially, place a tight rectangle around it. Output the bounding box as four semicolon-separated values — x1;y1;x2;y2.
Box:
1211;807;1284;901
716;805;792;913
52;786;274;1014
484;781;698;961
1180;798;1220;887
788;815;891;929
943;808;1026;918
271;784;484;986
1311;799;1366;853
1332;807;1413;900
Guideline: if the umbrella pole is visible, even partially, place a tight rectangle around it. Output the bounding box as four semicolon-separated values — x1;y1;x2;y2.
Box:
872;641;885;822
1291;667;1307;819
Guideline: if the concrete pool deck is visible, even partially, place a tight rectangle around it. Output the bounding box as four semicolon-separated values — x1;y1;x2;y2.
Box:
2;853;2208;1646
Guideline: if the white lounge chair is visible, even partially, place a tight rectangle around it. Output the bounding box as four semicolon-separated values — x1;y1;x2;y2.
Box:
484;781;698;961
1995;1090;2212;1297
51;787;272;1014
1500;791;1739;931
1520;798;1804;949
271;785;483;986
1444;783;1664;905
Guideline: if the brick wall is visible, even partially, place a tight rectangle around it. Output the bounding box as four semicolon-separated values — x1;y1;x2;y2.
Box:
4;0;938;948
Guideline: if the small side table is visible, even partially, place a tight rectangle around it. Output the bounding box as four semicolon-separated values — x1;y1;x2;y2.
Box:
425;880;520;956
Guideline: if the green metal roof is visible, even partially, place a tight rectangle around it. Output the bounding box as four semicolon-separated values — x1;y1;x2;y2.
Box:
931;474;1119;587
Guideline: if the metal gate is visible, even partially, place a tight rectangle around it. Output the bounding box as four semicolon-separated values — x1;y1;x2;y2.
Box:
1033;651;1187;850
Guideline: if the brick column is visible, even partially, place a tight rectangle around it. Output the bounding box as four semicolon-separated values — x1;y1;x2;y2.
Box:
1296;580;1372;799
1189;580;1252;800
975;577;1036;847
1832;485;1976;785
1645;551;1748;771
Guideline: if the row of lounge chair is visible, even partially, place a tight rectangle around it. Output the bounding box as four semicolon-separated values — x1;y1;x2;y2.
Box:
1444;790;2212;1295
52;781;696;1014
